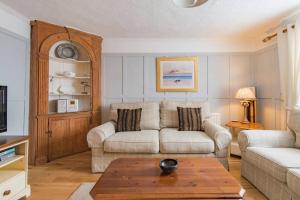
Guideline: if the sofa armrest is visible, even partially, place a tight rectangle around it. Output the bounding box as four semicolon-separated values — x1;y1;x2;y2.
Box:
238;130;295;152
203;120;232;153
87;121;116;148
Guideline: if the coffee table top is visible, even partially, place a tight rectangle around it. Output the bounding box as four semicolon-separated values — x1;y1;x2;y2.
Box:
90;158;245;200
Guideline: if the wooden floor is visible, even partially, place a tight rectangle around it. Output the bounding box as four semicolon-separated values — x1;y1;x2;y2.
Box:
27;151;267;200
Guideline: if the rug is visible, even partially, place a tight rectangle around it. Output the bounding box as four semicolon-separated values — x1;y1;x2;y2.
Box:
68;182;95;200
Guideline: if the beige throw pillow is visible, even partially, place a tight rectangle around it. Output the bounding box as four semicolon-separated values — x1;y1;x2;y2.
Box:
110;102;160;130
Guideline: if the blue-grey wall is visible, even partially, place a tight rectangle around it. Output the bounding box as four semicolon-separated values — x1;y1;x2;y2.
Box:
102;53;255;125
0;28;29;136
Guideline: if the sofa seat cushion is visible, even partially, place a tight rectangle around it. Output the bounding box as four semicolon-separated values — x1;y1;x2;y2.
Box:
287;169;300;197
245;147;300;182
159;128;214;154
104;130;159;153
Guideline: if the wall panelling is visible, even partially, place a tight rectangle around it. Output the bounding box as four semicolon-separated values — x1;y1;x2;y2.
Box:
102;53;254;125
253;44;282;130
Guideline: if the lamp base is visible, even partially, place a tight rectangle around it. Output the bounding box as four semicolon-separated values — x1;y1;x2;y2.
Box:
241;101;250;124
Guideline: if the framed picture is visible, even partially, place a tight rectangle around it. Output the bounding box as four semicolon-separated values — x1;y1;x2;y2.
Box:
156;56;198;92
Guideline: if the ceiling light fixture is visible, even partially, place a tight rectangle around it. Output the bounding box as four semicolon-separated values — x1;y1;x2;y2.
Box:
173;0;208;8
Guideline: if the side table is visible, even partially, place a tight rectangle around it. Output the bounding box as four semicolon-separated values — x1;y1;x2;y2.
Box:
225;121;264;156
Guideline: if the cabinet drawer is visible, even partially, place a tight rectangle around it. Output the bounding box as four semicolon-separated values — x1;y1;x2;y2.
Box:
0;171;25;200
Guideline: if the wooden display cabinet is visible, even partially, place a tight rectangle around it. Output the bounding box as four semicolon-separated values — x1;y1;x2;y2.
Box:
29;20;102;164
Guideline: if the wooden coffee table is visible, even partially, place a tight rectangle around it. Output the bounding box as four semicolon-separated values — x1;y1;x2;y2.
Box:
90;158;245;199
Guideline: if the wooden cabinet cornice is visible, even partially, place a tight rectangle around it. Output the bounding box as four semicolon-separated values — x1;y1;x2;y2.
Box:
29;20;102;165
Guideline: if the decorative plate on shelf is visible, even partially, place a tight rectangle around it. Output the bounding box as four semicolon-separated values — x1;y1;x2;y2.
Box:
55;43;79;60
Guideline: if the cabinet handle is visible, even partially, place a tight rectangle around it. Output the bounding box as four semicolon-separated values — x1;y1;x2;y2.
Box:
3;190;11;196
46;130;52;137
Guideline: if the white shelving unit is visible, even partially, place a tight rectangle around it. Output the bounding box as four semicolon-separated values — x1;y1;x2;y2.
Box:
0;137;31;200
48;40;92;114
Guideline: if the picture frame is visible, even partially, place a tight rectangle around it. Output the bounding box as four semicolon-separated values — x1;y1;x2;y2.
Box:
156;56;198;92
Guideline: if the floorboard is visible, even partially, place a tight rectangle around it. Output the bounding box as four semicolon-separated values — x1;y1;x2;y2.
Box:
27;151;267;200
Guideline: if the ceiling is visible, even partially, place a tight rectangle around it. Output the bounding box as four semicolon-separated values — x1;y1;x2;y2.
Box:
1;0;300;39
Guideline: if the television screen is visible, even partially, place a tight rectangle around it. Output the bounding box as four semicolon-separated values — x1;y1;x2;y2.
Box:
0;86;7;133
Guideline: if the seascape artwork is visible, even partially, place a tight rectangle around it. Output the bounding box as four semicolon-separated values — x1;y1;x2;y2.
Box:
156;57;198;92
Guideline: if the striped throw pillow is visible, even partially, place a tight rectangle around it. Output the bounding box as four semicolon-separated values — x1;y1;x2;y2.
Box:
116;108;142;132
177;107;203;131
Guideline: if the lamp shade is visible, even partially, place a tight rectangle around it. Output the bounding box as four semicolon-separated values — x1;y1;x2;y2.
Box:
235;87;256;100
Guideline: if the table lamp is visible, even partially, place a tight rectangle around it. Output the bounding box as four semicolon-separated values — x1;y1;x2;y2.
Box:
235;87;256;124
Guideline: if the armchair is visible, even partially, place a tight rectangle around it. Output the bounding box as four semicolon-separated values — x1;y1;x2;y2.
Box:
238;119;300;200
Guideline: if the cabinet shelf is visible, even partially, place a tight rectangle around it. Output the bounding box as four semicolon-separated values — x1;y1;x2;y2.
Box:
49;93;90;96
49;75;91;79
0;155;24;168
49;56;90;64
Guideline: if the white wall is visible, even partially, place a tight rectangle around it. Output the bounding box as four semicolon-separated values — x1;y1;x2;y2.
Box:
102;53;254;125
0;3;30;136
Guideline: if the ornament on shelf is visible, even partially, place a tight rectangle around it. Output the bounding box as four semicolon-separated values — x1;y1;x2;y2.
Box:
63;71;76;78
81;81;90;94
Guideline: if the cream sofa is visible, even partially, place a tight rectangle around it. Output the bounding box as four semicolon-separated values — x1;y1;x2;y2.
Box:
238;110;300;200
87;100;232;173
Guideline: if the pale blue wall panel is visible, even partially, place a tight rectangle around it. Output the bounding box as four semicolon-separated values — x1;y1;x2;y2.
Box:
144;56;165;99
103;56;123;98
229;55;253;98
123;56;144;98
254;49;280;99
208;55;230;99
187;55;208;100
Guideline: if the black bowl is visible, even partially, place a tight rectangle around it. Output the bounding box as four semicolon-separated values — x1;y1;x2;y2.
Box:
160;159;178;174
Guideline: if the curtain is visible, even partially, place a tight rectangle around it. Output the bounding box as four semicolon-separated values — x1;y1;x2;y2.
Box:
277;20;300;129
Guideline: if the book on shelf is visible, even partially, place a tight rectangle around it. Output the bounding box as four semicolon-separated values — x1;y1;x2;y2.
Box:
0;147;16;162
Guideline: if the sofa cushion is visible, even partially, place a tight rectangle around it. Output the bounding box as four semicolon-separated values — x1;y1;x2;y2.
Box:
245;147;300;182
287;109;300;148
177;107;203;131
160;100;210;128
287;169;300;197
159;128;214;154
104;130;159;153
116;108;142;132
110;102;160;130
